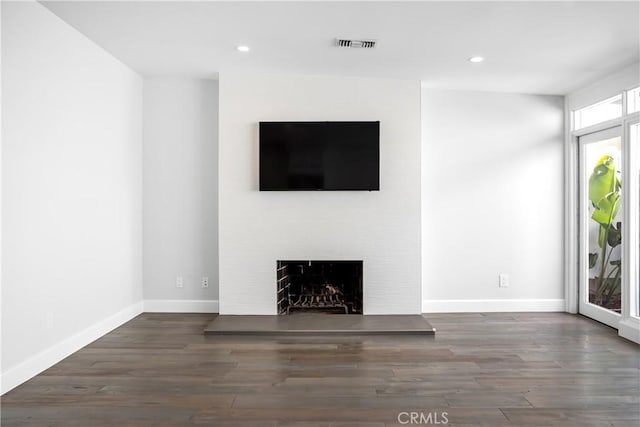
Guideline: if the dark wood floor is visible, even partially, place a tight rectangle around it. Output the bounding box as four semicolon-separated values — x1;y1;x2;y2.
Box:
1;313;638;426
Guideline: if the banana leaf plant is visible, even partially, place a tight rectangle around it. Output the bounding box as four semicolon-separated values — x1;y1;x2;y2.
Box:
588;155;622;308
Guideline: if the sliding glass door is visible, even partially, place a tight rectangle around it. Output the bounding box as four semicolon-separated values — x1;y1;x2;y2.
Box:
579;127;623;326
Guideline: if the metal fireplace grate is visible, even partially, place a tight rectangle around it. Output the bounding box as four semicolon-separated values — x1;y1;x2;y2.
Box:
277;261;363;315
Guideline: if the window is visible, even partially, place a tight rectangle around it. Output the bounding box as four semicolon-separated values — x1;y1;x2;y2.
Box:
572;84;640;339
573;95;622;130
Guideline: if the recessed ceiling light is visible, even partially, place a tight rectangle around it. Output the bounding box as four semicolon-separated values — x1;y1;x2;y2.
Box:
469;56;484;63
237;45;250;52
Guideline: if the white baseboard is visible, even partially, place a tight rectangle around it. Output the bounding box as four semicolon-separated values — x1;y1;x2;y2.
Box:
143;299;219;313
618;317;640;344
422;298;565;313
0;301;144;395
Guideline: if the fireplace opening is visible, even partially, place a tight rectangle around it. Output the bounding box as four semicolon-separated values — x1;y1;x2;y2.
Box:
277;261;363;315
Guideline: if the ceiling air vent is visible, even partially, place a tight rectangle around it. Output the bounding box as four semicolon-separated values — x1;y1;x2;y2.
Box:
335;38;377;49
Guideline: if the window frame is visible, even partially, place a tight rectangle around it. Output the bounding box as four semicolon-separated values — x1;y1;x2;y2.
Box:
573;93;623;131
567;84;640;343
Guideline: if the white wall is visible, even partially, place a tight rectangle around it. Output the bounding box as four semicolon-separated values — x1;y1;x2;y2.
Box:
143;78;219;310
1;2;143;393
219;73;422;315
421;89;565;312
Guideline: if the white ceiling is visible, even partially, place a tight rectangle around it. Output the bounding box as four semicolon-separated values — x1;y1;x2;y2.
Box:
42;1;640;95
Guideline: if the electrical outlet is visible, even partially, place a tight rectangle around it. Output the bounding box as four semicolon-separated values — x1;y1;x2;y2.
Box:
499;273;509;288
201;276;209;288
176;276;184;288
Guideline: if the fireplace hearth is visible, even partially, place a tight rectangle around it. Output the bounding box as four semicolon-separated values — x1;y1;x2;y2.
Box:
277;261;363;315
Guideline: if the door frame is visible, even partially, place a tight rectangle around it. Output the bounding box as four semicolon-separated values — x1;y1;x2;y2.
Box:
619;116;640;342
576;125;623;328
565;100;640;341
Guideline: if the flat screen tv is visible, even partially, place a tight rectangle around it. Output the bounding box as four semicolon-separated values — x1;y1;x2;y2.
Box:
259;121;380;191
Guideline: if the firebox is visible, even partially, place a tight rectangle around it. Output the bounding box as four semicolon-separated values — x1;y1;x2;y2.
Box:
277;261;363;315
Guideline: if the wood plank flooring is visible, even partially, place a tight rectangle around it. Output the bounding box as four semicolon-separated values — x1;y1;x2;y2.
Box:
1;313;638;426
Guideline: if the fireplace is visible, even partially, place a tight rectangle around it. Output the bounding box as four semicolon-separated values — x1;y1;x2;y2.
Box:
277;261;363;315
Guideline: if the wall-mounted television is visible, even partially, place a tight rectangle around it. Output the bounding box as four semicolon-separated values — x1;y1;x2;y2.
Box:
259;121;380;191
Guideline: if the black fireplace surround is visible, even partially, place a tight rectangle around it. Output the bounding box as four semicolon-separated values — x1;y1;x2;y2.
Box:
277;261;363;315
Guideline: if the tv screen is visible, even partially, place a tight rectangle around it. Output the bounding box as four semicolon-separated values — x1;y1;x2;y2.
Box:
259;121;380;191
